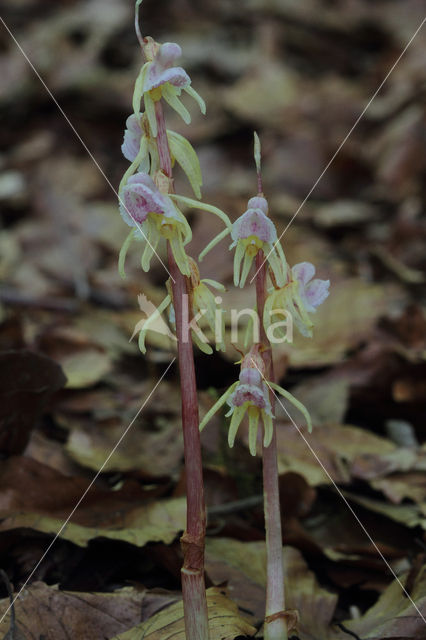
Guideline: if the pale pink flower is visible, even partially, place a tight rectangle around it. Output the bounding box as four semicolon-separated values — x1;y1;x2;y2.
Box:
230;196;287;288
144;42;190;92
121;114;143;163
199;343;312;456
118;172;192;276
264;261;330;338
292;262;330;313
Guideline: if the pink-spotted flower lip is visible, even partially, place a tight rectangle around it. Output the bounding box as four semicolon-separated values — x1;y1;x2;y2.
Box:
228;382;269;410
121;114;142;163
119;172;177;228
292;262;330;313
144;42;190;93
230;208;277;245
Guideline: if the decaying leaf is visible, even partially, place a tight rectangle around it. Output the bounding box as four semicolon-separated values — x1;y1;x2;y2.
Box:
112;586;256;640
0;582;172;640
205;539;338;640
0;496;186;548
335;565;426;639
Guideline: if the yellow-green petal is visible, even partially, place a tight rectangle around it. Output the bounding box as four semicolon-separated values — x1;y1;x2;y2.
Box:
118;230;135;279
184;85;206;114
167;129;202;199
199;382;238;432
132;62;149;118
162;84;191;124
269;381;313;433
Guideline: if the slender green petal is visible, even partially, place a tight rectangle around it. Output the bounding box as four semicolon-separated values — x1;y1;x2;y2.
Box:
201;278;226;291
254;131;261;175
184;85;206;114
167;129;202;199
141;220;159;272
269;381;313;433
199;382;238;431
262;292;275;338
228;404;247;448
137;294;172;354
233;241;245;287
199;228;230;261
248;409;260;456
119;135;148;193
169;194;232;228
171;206;193;245
192;329;213;355
162;84;191;124
276;240;288;280
263;411;274;448
243;311;255;349
240;251;254;287
144;90;158;137
195;284;216;330
118;230;135;279
132;62;149;118
267;245;286;288
169;233;190;276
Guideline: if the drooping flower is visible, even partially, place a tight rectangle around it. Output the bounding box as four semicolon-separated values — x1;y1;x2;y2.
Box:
132;39;206;138
264;262;330;338
167;257;226;355
121;114;203;198
199;344;312;455
135;260;225;355
118;171;192;277
198;195;287;288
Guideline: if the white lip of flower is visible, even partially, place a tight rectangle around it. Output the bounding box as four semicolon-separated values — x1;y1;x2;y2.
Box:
199;347;312;456
132;41;206;138
198;195;287;288
264;261;330;338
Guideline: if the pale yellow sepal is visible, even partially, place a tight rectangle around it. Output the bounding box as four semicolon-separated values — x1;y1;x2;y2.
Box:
162;84;191;124
132;62;149;118
167;130;202;199
268;381;313;432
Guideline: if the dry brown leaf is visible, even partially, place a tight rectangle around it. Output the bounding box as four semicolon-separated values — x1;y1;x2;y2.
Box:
205;539;338;640
0;582;172;640
275;279;406;367
0;495;186;548
112;586;256;640
272;423;396;487
335;565;426;639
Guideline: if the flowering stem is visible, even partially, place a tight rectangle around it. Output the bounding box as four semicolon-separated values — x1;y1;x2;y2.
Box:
255;251;288;640
155;99;210;640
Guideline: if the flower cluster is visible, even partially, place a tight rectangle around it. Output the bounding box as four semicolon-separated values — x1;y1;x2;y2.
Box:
117;34;233;357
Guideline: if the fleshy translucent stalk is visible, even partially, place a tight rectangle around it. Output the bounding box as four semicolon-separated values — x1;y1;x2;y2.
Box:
255;250;288;640
155;99;210;640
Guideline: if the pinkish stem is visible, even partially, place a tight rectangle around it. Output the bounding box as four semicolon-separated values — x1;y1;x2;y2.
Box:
255;251;288;640
155;98;210;640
